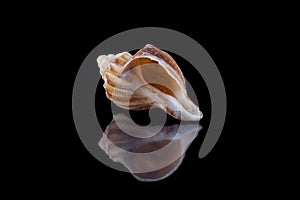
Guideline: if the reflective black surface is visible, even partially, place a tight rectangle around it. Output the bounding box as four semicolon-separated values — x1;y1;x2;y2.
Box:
99;114;201;181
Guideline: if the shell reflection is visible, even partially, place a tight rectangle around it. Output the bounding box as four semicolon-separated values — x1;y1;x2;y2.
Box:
99;114;201;182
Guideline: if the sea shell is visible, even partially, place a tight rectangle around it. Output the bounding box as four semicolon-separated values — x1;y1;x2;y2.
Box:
97;44;202;121
99;113;201;181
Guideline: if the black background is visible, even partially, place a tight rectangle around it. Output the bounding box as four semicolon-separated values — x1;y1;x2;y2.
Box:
64;23;256;194
11;8;285;197
55;23;256;195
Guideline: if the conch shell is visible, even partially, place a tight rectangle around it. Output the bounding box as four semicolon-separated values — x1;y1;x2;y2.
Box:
97;44;202;121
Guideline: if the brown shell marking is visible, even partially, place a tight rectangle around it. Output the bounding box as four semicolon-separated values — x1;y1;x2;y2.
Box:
113;53;132;67
135;44;185;85
120;57;154;77
121;44;185;86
